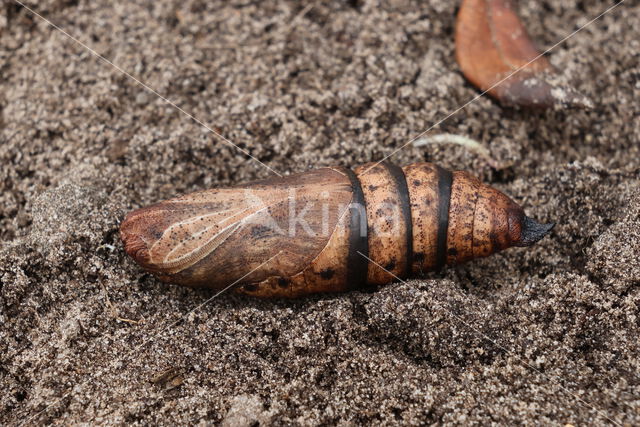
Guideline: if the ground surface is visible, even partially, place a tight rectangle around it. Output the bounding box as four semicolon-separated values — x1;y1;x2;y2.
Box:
1;0;639;425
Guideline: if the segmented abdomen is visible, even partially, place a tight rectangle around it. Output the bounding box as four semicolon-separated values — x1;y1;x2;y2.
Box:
121;162;550;298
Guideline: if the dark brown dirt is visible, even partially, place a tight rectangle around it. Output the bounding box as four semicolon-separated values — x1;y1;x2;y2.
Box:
1;0;638;424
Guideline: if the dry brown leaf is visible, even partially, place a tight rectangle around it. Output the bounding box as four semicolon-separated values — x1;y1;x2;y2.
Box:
455;0;593;109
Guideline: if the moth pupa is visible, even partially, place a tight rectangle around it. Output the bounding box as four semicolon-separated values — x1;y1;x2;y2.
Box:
120;162;553;298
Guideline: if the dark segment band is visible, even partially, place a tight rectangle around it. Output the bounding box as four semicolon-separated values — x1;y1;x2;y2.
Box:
345;168;369;289
435;166;453;271
382;162;413;278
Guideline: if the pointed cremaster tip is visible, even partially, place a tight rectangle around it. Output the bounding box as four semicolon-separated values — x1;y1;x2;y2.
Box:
517;216;555;247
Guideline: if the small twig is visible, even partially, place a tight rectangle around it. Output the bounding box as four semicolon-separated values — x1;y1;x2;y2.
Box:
413;133;504;169
289;3;315;30
100;282;143;325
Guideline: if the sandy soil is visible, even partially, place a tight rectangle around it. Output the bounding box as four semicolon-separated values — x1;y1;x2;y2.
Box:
1;0;638;424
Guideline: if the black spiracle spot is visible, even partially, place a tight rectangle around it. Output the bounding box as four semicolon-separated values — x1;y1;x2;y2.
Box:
384;259;396;271
319;268;335;280
243;283;258;292
277;277;289;288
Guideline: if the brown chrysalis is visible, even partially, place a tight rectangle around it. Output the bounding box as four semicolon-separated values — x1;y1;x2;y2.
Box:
455;0;592;109
120;162;553;298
